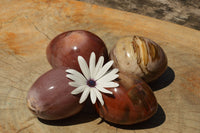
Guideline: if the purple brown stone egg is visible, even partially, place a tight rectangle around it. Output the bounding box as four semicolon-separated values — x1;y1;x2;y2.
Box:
95;73;158;125
110;35;168;83
26;67;83;120
46;30;109;70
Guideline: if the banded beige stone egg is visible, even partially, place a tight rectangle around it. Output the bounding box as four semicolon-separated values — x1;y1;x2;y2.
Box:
110;36;167;83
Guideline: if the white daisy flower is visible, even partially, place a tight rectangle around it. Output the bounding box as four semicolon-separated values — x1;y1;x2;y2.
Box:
65;52;119;106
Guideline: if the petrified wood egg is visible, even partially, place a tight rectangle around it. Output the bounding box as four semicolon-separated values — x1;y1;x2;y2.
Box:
110;36;168;82
46;30;108;69
95;73;158;125
26;67;83;120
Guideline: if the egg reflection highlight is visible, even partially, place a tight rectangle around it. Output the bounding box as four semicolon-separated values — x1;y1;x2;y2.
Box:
48;86;54;90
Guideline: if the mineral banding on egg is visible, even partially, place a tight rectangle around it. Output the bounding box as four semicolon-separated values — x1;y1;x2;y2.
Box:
26;67;83;120
110;36;168;82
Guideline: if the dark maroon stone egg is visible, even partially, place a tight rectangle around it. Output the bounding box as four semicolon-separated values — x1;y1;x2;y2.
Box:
26;67;83;120
46;30;108;69
95;73;158;125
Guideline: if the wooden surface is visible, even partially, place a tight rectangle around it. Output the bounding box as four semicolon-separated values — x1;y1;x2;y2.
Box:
0;0;200;133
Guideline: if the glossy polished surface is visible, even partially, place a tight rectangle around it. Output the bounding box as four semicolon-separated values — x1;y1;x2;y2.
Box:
1;1;200;132
46;30;108;69
110;36;168;82
95;74;158;125
27;67;83;120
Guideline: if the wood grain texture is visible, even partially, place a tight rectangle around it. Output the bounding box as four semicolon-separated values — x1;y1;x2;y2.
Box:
0;0;200;133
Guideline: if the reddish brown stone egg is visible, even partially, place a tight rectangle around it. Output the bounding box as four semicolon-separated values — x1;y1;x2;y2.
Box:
26;67;83;120
46;30;108;69
95;73;158;125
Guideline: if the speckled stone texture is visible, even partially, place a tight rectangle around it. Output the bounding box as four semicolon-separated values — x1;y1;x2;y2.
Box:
78;0;200;30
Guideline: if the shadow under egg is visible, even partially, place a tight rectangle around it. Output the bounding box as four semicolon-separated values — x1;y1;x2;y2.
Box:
102;104;166;130
38;99;98;126
148;66;175;91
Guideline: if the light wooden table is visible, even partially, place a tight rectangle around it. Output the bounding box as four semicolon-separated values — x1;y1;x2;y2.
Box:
0;0;200;133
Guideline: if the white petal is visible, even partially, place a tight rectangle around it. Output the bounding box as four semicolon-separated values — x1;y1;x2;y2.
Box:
110;68;119;74
71;85;87;95
89;52;96;79
90;88;97;104
94;88;104;105
93;56;104;77
95;85;113;95
66;69;86;82
66;74;86;85
78;56;90;79
97;68;119;83
69;82;81;87
79;87;90;104
99;82;119;88
95;60;114;80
